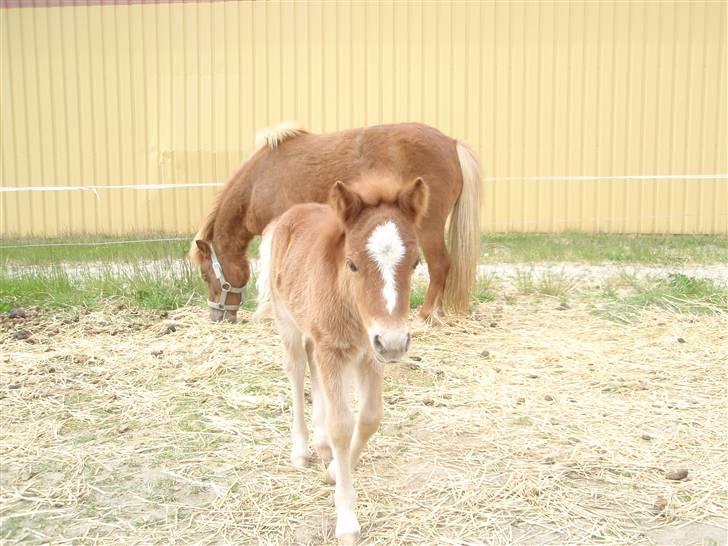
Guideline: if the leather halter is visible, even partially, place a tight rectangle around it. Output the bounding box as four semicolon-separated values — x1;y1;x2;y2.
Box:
207;243;245;313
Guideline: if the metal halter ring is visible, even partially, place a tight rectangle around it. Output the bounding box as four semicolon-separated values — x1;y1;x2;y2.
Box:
206;243;245;312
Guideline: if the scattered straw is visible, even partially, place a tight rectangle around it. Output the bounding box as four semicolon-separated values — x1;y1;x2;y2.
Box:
1;298;726;544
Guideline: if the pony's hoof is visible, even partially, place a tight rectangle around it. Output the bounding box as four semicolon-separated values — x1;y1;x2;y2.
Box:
290;453;310;469
336;513;360;544
325;459;337;484
338;532;359;545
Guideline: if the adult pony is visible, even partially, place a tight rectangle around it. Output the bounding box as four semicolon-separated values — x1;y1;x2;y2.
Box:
190;122;481;323
254;174;428;543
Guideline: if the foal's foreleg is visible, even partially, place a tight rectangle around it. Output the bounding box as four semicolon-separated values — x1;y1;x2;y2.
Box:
317;350;360;543
350;355;383;470
281;334;309;467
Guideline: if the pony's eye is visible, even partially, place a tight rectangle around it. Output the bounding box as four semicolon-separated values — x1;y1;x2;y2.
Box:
346;259;358;272
413;258;421;270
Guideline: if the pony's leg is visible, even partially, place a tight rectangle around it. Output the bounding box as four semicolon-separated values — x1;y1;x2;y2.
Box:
350;354;383;470
418;224;451;323
281;327;309;468
306;339;332;462
317;349;360;543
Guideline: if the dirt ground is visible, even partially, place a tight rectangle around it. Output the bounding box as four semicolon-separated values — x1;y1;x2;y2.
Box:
1;297;727;545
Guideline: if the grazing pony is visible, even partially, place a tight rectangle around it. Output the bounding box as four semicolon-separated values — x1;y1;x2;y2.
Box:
254;175;428;544
190;122;481;323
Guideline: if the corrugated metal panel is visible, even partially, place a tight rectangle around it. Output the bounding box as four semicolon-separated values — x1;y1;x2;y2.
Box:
1;0;726;236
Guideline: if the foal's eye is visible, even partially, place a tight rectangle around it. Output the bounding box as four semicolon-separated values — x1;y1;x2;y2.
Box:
346;259;358;272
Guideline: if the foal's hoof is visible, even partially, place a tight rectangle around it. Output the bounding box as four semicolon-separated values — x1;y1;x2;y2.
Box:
336;513;360;544
338;532;359;545
325;459;337;485
290;453;310;469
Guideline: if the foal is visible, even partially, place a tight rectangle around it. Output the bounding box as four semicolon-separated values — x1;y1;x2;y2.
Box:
255;175;428;543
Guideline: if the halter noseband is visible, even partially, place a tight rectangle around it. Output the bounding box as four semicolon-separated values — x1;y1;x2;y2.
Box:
207;243;245;313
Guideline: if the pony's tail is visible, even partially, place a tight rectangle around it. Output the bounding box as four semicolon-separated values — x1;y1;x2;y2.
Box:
443;141;482;314
253;222;276;320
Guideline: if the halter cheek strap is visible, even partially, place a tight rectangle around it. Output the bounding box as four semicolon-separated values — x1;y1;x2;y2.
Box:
207;243;245;312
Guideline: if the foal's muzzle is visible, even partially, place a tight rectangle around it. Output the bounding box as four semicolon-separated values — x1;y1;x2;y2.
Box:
371;329;411;363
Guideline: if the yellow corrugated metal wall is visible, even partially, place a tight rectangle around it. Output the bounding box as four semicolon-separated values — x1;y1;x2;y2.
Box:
1;1;726;236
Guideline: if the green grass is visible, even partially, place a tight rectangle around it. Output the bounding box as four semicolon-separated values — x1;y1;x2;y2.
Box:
2;233;726;315
0;259;206;313
482;233;728;264
593;273;728;322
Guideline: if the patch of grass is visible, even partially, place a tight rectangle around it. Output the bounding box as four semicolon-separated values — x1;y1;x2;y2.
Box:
0;259;206;313
476;274;498;302
537;271;576;297
594;273;728;322
410;283;426;308
482;233;728;264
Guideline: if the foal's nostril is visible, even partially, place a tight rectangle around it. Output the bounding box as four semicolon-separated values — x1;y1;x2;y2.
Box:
405;333;411;352
373;334;384;354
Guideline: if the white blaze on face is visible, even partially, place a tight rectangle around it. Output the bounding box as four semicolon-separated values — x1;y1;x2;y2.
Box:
366;221;406;314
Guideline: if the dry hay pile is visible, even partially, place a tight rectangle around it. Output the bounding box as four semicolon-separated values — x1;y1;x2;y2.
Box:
1;300;727;545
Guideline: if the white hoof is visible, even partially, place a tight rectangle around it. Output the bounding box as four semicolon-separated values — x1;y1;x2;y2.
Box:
325;459;337;485
290;451;310;469
336;512;360;544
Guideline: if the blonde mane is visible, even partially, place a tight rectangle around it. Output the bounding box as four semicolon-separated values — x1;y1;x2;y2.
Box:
255;122;307;150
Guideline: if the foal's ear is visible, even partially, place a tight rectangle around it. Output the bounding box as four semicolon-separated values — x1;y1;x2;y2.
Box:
329;181;363;225
195;240;212;260
398;177;429;226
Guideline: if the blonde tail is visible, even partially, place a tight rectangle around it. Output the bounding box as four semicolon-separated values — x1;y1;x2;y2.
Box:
443;141;482;314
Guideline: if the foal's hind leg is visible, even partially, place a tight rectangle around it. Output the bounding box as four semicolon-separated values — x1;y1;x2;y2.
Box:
305;338;332;463
280;326;309;467
417;223;451;323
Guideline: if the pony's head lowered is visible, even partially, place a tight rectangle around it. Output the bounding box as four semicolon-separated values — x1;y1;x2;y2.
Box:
189;218;250;323
330;176;429;363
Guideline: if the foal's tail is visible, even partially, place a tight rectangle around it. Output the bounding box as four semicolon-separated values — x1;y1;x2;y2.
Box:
253;222;277;320
443;141;482;314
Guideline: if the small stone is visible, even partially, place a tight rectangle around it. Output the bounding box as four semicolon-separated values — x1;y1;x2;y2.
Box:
159;311;169;318
7;308;27;319
677;337;686;344
164;324;177;334
653;496;668;514
423;399;435;406
665;469;688;481
14;330;31;340
410;356;422;362
527;374;539;379
117;424;130;434
516;397;525;405
8;383;20;390
544;457;555;465
544;394;554;401
641;433;653;441
556;302;571;310
480;349;490;358
151;350;163;357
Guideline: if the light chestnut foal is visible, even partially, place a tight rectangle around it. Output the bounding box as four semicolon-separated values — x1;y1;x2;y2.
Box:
255;175;428;544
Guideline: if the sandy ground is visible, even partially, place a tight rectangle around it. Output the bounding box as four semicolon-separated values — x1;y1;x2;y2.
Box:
1;294;727;545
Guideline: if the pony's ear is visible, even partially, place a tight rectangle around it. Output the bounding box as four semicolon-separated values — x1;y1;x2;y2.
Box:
195;240;212;260
398;177;429;226
329;181;363;225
